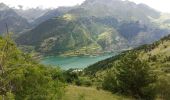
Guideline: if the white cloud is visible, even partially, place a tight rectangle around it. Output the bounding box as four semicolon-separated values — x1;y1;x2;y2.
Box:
128;0;170;13
0;0;169;13
0;0;85;9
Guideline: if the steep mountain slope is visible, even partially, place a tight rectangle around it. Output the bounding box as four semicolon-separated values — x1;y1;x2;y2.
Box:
17;16;129;55
85;34;170;77
16;0;169;56
0;3;30;34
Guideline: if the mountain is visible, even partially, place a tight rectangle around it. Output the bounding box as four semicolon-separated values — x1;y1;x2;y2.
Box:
0;3;30;34
16;0;170;56
79;0;160;22
0;2;8;10
16;16;130;55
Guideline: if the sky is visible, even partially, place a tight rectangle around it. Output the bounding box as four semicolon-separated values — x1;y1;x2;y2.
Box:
0;0;170;13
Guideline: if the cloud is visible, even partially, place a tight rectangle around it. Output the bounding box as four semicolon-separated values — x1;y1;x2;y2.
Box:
0;0;169;13
129;0;170;13
0;0;85;9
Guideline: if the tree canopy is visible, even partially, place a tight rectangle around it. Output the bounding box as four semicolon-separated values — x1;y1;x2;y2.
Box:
0;34;65;100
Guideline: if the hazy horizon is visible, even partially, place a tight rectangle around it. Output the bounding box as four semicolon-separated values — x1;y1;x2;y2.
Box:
0;0;170;13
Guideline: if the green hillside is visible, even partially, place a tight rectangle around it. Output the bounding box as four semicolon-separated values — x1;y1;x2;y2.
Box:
16;16;129;56
63;85;132;100
84;34;170;99
1;33;170;100
85;34;170;76
0;34;136;100
0;34;65;99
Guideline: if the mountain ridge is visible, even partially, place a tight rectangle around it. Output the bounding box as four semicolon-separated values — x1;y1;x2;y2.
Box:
16;0;169;56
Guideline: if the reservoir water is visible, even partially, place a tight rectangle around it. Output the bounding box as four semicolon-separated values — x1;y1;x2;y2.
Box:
41;53;117;69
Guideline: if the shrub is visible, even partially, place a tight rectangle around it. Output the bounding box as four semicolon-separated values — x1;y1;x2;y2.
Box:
149;55;157;62
75;79;83;86
63;69;79;83
75;78;92;87
83;79;92;87
0;35;65;100
102;52;157;100
156;76;170;100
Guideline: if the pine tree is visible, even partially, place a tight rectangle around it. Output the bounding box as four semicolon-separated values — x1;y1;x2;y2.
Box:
103;52;157;100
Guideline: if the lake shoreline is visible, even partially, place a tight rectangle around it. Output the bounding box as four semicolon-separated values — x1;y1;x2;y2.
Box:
40;52;119;70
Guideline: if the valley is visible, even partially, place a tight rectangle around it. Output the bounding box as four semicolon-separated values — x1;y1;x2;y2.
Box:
0;0;170;100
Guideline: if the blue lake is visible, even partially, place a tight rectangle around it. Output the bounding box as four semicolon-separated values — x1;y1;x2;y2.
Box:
41;53;117;69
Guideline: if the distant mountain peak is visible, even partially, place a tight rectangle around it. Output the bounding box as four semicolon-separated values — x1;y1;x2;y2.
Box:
83;0;131;4
0;3;30;34
0;3;9;11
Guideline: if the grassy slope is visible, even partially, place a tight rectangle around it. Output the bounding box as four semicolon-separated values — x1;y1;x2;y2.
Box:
85;34;170;79
63;85;132;100
80;34;170;100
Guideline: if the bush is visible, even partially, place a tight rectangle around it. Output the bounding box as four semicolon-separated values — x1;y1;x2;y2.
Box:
75;79;83;86
156;76;170;100
149;55;157;62
75;78;92;87
164;56;170;62
64;69;79;83
83;80;92;87
0;36;65;100
102;72;117;92
102;52;157;100
161;64;170;73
